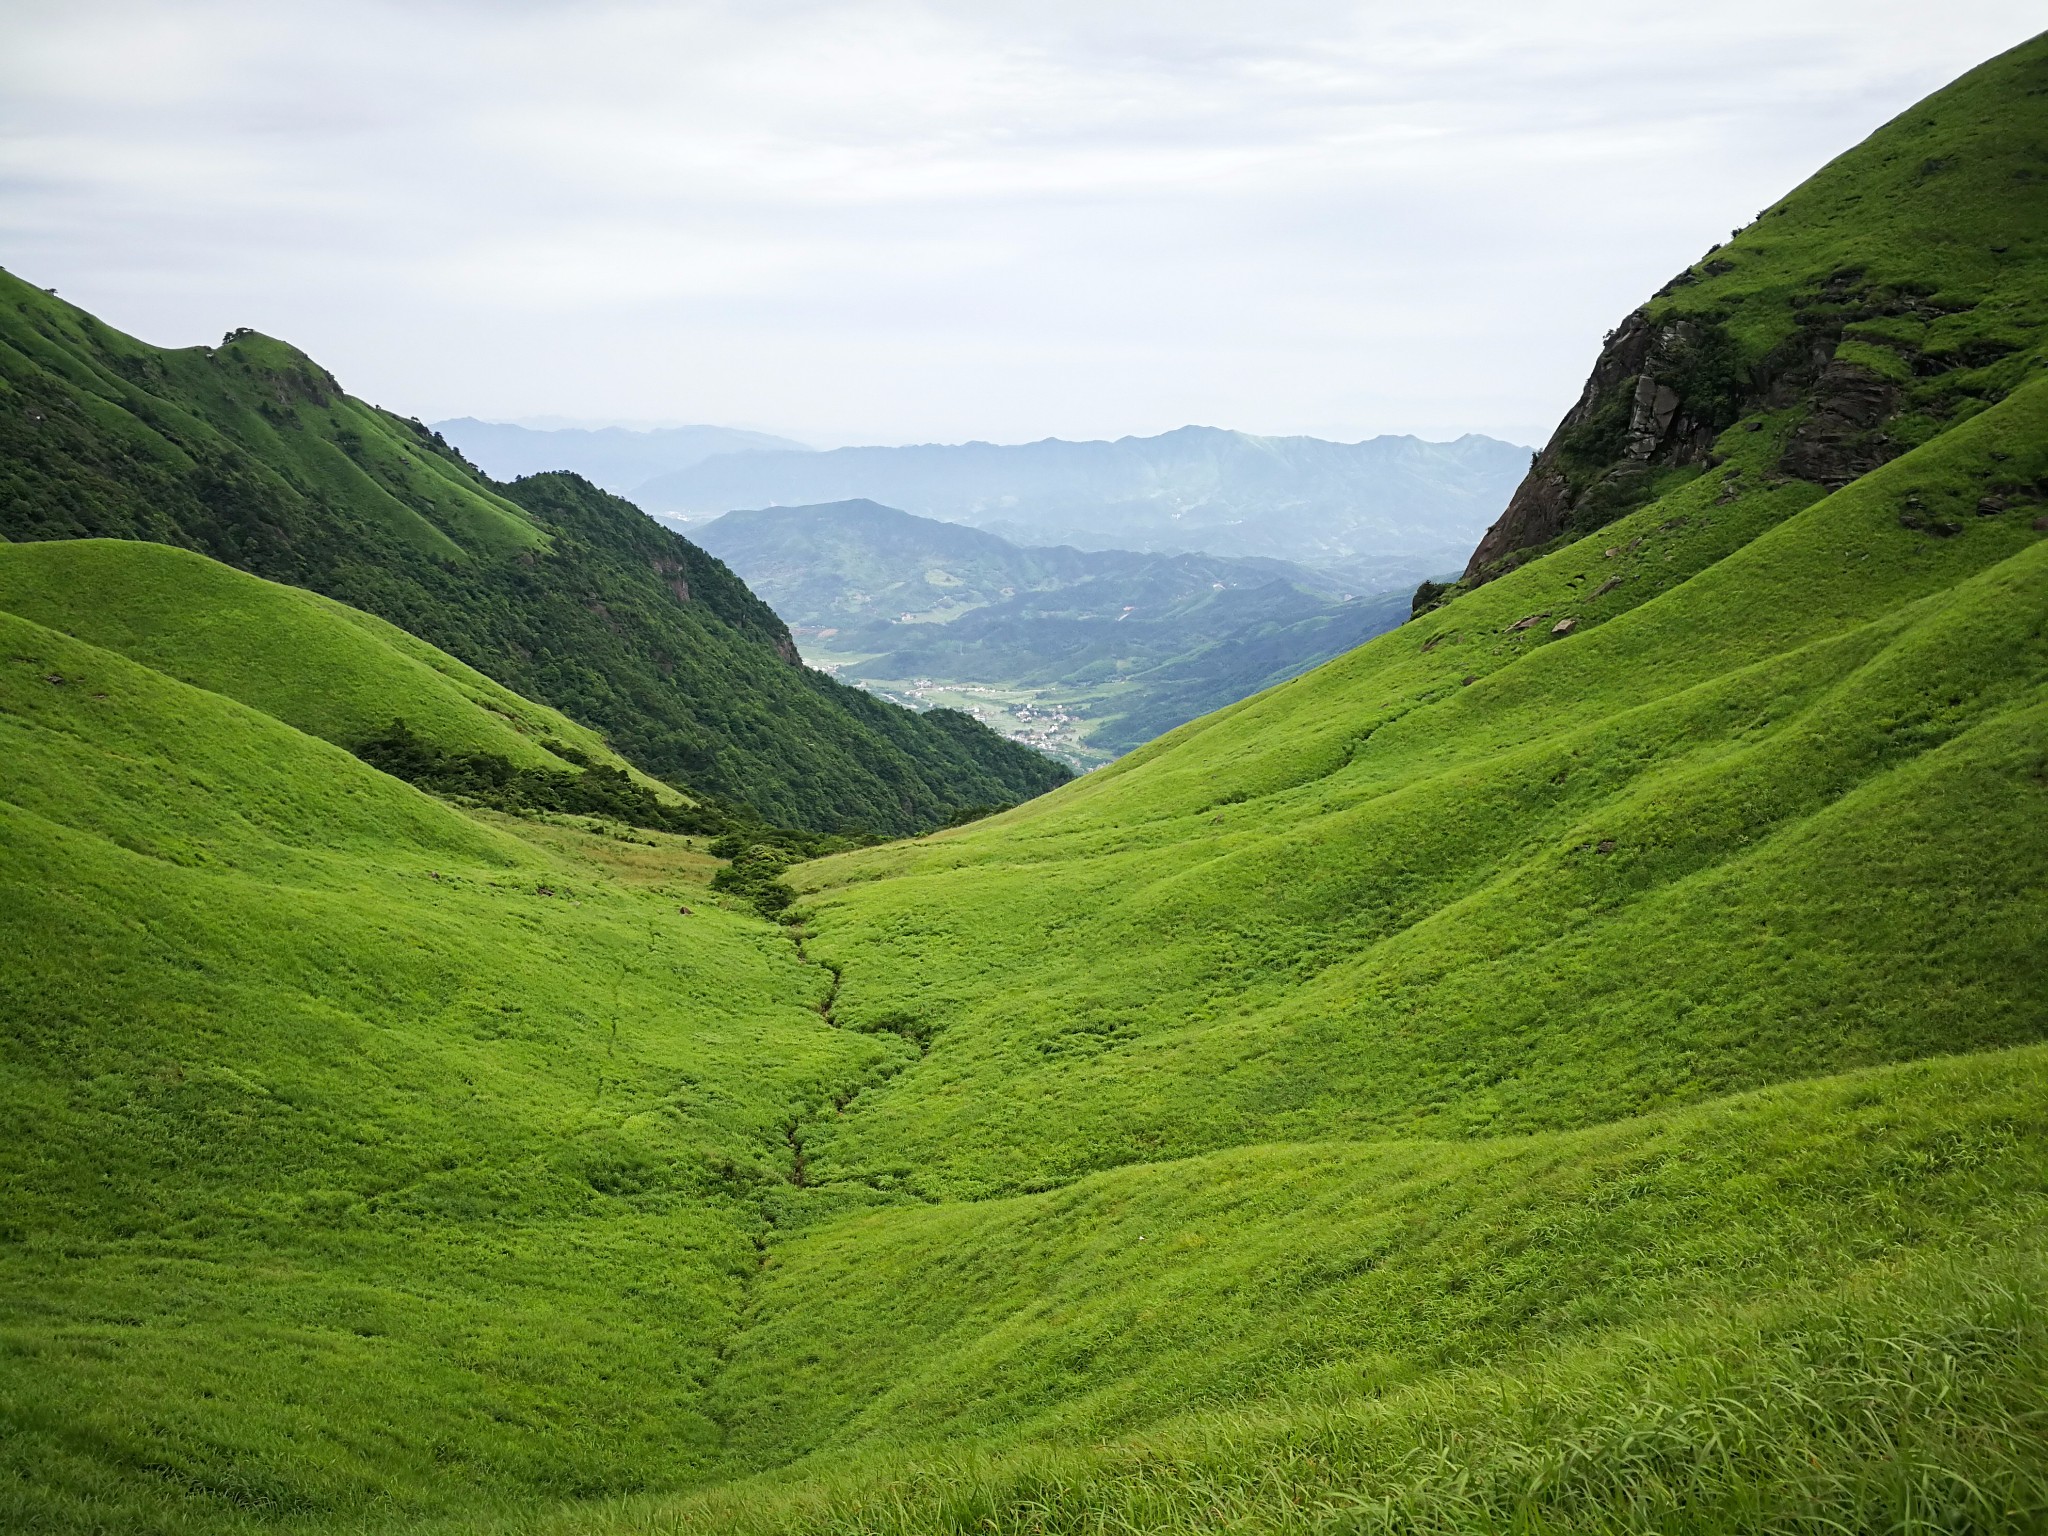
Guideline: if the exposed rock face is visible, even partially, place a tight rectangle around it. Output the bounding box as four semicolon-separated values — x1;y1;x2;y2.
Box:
1461;271;1918;585
651;555;694;605
1462;307;1733;582
1777;360;1900;488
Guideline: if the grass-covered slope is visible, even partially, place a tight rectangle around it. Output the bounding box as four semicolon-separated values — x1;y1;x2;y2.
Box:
783;35;2048;1203
5;33;2047;1536
533;40;2048;1527
0;602;904;1532
787;378;2048;1200
714;1050;2048;1471
540;1230;2048;1535
0;539;637;775
0;275;1068;832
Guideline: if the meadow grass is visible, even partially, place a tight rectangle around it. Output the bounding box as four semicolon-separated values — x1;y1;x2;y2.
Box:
788;379;2048;1199
419;1235;2048;1536
0;539;638;775
0;611;892;1531
5;31;2048;1536
710;1046;2048;1468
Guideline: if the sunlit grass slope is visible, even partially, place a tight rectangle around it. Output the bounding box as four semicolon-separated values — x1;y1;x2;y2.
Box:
0;607;894;1532
487;1234;2048;1536
616;39;2048;1524
712;1050;2048;1471
786;31;2048;1198
788;377;2048;1199
0;538;640;776
6;32;2047;1536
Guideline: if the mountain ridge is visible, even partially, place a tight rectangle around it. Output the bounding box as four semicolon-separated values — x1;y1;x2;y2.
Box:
430;417;810;496
0;272;1069;833
637;425;1529;571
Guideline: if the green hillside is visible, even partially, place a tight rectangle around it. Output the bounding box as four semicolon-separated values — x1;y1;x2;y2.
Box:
0;283;1067;833
0;539;631;774
0;596;902;1531
3;30;2047;1536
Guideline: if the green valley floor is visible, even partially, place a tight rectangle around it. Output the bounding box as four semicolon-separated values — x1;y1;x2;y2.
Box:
6;29;2048;1536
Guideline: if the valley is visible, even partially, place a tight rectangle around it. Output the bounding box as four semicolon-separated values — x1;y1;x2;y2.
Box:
801;665;1106;767
2;29;2046;1536
694;499;1417;767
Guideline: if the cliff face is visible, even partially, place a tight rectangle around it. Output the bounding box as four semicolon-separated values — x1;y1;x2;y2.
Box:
1462;296;1899;583
1458;33;2048;587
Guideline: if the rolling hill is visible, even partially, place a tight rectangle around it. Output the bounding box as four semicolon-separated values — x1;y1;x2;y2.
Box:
0;279;1068;834
3;28;2046;1536
691;500;1412;765
635;425;1529;573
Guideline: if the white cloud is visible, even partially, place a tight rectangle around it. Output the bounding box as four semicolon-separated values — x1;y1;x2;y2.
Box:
0;0;2039;446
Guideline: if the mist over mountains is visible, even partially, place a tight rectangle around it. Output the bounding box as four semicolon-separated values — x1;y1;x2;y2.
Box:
430;418;809;497
433;418;1531;582
637;426;1529;572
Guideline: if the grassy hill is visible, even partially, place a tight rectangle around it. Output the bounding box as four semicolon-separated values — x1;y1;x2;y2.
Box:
0;539;635;774
3;30;2046;1536
0;282;1067;833
700;30;2048;1521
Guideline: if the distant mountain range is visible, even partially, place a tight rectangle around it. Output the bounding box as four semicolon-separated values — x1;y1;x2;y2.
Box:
430;418;810;496
640;426;1530;573
691;499;1411;763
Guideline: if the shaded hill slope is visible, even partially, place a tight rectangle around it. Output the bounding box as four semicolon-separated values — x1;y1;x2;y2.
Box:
0;274;1067;833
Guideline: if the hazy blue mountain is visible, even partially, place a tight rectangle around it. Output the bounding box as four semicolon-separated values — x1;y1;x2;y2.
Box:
691;499;1411;764
431;418;809;496
640;426;1530;571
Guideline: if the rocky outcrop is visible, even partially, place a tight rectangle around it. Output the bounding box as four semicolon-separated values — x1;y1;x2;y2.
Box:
1462;307;1731;581
1460;270;1923;585
651;555;694;605
1777;360;1899;488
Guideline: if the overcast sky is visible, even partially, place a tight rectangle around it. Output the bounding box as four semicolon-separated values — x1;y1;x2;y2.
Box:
1;2;2039;448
